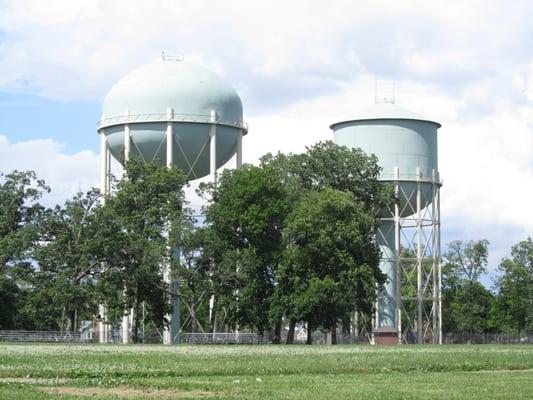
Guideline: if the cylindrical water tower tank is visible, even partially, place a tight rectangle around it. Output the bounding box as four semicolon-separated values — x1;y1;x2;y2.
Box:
330;101;441;343
98;56;247;180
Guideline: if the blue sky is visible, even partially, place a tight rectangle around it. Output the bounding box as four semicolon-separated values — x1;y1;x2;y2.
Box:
0;92;100;153
0;0;532;282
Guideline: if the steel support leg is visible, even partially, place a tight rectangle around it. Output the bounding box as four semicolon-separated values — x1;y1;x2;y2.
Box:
416;168;423;344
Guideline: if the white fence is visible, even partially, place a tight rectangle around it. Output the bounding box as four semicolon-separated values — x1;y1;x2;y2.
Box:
2;329;530;345
443;333;533;345
0;330;268;344
180;333;269;344
0;330;85;342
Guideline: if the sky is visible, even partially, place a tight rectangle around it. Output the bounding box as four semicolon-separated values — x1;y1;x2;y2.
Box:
0;0;532;284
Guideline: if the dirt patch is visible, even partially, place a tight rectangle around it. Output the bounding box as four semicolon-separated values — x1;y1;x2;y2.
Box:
39;386;215;398
0;377;69;384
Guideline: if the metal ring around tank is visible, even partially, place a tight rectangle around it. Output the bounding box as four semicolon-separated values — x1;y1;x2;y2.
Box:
97;112;248;133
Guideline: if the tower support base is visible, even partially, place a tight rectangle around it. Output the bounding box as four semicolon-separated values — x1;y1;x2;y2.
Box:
374;327;398;345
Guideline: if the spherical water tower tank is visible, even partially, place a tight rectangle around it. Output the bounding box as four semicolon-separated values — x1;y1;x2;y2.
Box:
331;101;442;343
98;55;247;180
96;55;247;345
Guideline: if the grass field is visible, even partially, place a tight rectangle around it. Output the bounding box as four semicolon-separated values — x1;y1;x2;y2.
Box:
0;344;532;399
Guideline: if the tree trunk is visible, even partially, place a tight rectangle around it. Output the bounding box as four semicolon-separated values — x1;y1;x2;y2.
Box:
190;299;197;333
209;294;216;333
351;310;359;337
331;321;337;345
341;318;350;335
272;319;281;344
306;322;313;345
131;286;139;343
61;307;66;332
211;309;217;335
67;310;76;333
286;319;296;344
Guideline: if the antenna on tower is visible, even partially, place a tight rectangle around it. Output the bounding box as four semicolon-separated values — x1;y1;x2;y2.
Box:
161;51;184;61
374;78;396;104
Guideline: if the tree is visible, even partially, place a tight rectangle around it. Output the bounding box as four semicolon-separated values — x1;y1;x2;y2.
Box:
32;189;104;331
446;281;494;335
98;157;186;342
0;170;49;329
275;188;384;344
261;141;393;215
201;164;289;335
442;239;495;335
494;237;533;334
263;141;393;342
444;240;489;283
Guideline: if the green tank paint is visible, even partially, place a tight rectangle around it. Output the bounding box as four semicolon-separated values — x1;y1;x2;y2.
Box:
332;120;438;183
99;59;245;180
105;122;239;179
377;220;397;328
101;59;244;126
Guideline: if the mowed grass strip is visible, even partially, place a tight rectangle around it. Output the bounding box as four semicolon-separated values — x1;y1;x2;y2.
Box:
0;344;532;399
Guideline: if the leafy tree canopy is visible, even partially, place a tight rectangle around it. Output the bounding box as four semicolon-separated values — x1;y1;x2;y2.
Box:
31;189;103;331
275;188;384;335
442;239;496;334
0;170;49;329
494;237;533;333
201;164;289;333
97;157;186;342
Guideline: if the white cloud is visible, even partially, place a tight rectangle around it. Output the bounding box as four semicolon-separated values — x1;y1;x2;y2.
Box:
440;109;533;231
513;61;533;102
0;135;100;206
0;0;531;106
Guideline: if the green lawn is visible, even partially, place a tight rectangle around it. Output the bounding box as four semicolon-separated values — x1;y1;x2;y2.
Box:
0;344;532;399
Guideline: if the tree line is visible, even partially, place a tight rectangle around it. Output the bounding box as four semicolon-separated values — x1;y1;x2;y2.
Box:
443;238;533;337
0;141;531;342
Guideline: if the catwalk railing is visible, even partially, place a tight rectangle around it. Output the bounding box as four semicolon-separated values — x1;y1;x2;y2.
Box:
97;113;248;132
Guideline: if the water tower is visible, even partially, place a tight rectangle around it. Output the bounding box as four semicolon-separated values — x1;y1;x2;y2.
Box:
96;54;247;344
331;101;442;344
